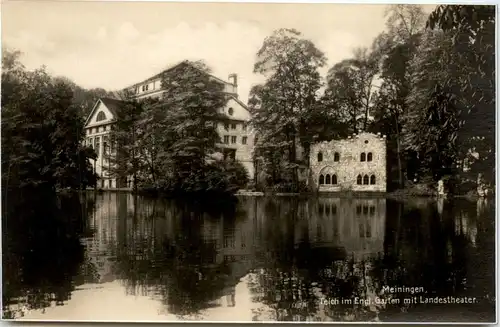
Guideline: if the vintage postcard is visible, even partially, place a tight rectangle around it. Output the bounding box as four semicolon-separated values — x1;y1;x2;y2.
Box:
1;1;496;323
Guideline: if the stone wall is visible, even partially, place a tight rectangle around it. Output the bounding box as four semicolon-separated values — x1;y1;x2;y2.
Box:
310;132;387;192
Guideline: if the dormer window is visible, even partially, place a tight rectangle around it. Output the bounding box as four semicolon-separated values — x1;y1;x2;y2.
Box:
96;111;107;122
228;107;234;116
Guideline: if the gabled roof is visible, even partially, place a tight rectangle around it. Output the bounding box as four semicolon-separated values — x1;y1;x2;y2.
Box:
227;94;249;112
124;60;234;91
100;97;126;117
84;97;126;126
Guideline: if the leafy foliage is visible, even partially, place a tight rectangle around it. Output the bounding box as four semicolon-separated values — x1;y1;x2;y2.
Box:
111;61;249;196
250;28;327;190
1;49;98;194
104;98;144;190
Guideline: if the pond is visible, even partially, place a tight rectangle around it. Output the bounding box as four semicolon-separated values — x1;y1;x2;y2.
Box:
2;192;496;322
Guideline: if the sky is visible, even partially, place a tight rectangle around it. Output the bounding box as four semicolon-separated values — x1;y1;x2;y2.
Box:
2;1;437;102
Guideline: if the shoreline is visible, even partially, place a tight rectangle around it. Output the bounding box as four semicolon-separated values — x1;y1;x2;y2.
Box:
74;188;490;201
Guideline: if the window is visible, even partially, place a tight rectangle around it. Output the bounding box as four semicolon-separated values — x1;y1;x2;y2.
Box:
357;174;362;185
242;136;247;145
356;205;362;214
96;111;106;122
109;180;112;188
319;175;325;185
223;135;229;144
369;206;375;216
334;152;340;162
231;136;237;144
325;204;330;215
367;152;373;162
228;107;234;116
103;136;109;155
332;205;337;215
317;151;323;162
318;203;324;215
325;174;331;184
332;174;338;185
242;123;247;131
231;123;237;130
224;123;229;131
95;137;101;156
360;152;366;162
359;223;365;237
370;175;376;185
363;205;369;215
365;140;369;144
363;174;369;185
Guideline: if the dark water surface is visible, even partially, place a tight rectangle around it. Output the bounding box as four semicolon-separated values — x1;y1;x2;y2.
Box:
2;192;496;322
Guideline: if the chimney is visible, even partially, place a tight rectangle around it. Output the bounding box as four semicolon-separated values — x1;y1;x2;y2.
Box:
228;73;238;97
228;73;238;87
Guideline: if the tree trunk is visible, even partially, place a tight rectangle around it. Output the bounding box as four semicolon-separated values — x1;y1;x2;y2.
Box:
394;116;404;189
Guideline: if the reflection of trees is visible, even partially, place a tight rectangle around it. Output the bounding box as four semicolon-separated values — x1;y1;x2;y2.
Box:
12;192;491;322
247;197;494;322
2;191;88;319
110;195;247;316
374;199;494;322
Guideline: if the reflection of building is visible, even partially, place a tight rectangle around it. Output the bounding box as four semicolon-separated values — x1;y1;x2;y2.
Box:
306;198;386;261
310;132;387;192
81;193;120;283
83;61;255;189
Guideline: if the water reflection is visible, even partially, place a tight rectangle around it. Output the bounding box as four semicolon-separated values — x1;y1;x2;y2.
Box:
2;193;495;322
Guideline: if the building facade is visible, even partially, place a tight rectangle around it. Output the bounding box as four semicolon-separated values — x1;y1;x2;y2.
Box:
83;62;254;189
309;132;387;192
84;97;123;189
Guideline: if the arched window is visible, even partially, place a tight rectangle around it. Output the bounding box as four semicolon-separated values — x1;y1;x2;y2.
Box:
334;152;340;162
325;204;330;215
370;175;376;185
325;174;331;184
367;152;373;161
357;174;362;185
319;174;325;185
363;175;369;185
360;152;366;162
96;111;106;122
317;151;323;162
332;174;338;185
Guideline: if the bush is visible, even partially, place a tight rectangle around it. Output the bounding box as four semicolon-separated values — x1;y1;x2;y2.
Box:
138;160;249;196
271;180;308;193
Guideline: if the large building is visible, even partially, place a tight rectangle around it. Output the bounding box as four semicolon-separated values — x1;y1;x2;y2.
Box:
309;132;387;192
83;61;255;189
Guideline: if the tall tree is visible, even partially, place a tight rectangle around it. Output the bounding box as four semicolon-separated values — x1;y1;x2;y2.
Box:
1;49;97;196
105;98;144;191
323;46;381;134
251;28;326;189
427;5;495;183
371;4;427;188
154;61;227;192
52;76;111;118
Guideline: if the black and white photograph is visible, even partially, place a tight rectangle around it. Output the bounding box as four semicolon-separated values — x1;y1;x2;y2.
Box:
1;1;497;323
